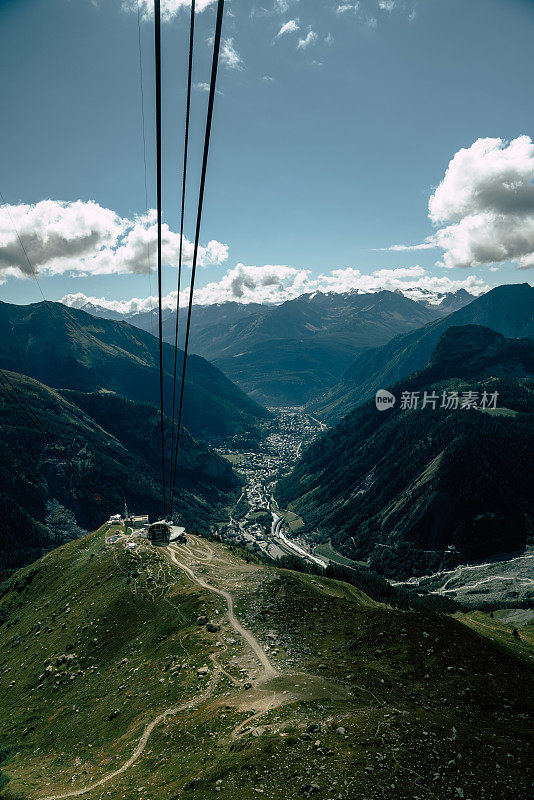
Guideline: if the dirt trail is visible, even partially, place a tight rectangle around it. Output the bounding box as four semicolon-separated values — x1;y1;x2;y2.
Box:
38;538;277;800
38;668;220;800
167;543;277;680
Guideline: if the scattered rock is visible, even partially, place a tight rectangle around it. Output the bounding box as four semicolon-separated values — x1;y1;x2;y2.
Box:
206;622;221;633
300;783;320;797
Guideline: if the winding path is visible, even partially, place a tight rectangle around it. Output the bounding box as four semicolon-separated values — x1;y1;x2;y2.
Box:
38;539;276;800
167;543;277;679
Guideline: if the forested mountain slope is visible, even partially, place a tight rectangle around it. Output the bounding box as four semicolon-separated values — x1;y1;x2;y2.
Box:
308;283;534;423
278;325;534;579
0;301;270;442
0;372;240;571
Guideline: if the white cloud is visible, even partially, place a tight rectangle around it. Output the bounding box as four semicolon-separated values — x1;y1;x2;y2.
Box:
389;136;534;270
275;19;300;38
274;0;300;13
220;37;243;70
0;200;228;278
297;30;318;49
124;0;215;22
378;1;395;11
193;81;223;95
325;32;334;46
428;136;534;224
195;263;311;304
336;3;360;14
62;265;489;316
313;266;486;300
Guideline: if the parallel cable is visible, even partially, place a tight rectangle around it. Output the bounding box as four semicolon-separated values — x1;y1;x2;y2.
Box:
136;0;155;340
169;0;225;516
154;0;166;520
169;0;196;510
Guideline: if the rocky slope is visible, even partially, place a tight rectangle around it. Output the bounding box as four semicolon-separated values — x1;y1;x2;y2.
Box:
0;529;531;799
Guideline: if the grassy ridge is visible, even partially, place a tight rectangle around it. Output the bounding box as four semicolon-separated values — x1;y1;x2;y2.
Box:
0;529;532;799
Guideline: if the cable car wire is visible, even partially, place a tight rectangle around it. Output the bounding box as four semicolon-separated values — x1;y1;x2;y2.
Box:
169;0;196;511
136;0;155;341
154;0;166;520
169;0;225;517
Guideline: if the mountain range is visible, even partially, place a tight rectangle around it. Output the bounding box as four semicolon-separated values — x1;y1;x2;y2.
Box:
67;289;476;406
0;301;270;443
277;324;534;579
308;283;534;423
0;370;240;571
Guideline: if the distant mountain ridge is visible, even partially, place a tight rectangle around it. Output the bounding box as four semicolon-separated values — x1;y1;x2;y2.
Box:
308;283;534;423
277;324;534;579
0;300;270;443
65;289;476;406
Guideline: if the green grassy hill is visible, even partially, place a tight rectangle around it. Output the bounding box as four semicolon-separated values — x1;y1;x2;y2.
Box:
0;528;532;799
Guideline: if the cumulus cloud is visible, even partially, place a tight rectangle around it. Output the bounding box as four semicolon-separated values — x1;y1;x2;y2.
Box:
336;3;360;15
195;263;311;304
123;0;215;22
313;265;486;301
378;1;395;10
274;0;300;13
62;265;488;316
220;37;243;70
124;0;215;22
0;200;228;278
389;136;534;270
297;30;318;49
276;19;299;37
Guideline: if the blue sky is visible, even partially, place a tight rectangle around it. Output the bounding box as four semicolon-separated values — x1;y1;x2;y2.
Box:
1;0;534;311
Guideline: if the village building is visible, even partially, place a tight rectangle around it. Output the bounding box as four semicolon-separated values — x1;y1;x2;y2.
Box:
131;515;149;529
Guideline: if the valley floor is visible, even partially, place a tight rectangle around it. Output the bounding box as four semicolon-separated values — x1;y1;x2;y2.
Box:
0;526;532;799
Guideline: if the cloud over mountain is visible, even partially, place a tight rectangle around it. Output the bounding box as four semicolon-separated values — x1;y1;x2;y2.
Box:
431;136;534;269
62;263;487;316
392;136;534;270
0;200;228;279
